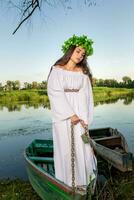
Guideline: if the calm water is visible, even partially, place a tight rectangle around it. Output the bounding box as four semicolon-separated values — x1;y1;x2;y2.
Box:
0;97;134;180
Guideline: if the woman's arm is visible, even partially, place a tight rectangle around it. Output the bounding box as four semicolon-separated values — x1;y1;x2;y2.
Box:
47;68;76;123
78;75;94;127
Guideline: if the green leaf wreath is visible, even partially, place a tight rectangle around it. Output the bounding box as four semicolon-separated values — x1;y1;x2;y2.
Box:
61;34;94;56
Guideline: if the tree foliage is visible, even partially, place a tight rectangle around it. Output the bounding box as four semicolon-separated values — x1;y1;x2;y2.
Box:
1;76;134;92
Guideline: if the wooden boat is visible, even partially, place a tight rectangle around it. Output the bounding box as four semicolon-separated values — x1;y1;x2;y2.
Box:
90;127;133;172
24;127;133;200
24;139;89;200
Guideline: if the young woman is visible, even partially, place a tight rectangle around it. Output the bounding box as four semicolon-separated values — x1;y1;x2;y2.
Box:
47;35;97;189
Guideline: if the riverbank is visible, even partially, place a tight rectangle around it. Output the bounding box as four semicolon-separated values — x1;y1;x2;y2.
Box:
0;178;41;200
95;159;134;200
0;87;134;105
93;87;134;104
0;165;134;200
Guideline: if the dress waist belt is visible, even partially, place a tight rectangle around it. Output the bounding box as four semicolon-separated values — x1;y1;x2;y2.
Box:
64;89;79;92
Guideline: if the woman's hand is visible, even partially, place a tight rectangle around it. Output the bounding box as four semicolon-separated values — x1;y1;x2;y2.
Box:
70;114;80;125
70;115;88;128
80;119;88;129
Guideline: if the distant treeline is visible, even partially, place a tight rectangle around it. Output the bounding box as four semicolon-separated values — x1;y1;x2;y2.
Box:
93;76;134;88
0;81;47;91
0;76;134;91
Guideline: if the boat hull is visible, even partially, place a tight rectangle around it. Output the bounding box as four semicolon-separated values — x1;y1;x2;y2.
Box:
90;127;133;172
24;127;133;200
24;152;87;200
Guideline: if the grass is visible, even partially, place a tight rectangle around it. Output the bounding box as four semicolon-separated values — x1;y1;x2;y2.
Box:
93;87;134;104
0;87;134;106
0;89;49;104
93;159;134;200
1;166;134;200
0;178;41;200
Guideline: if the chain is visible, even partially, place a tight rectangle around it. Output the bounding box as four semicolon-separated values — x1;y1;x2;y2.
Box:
70;123;95;199
71;122;75;195
85;126;91;140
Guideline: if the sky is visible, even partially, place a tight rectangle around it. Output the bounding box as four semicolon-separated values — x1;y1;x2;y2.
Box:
0;0;134;86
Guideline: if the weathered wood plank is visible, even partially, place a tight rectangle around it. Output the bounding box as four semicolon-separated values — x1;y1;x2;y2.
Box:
95;135;121;148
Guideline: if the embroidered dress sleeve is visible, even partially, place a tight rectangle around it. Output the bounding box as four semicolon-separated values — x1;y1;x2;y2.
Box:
78;75;94;126
47;68;75;122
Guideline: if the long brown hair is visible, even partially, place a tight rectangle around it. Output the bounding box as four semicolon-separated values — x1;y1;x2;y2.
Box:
47;45;93;86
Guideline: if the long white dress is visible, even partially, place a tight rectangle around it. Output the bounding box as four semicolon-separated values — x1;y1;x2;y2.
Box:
47;65;97;187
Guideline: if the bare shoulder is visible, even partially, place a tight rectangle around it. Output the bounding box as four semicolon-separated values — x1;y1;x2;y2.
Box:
54;65;83;73
54;65;63;69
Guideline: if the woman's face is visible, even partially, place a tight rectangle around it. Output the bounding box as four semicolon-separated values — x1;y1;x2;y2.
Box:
70;46;86;64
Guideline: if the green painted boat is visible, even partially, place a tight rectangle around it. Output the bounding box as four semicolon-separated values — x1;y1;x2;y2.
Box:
24;127;133;200
24;139;89;200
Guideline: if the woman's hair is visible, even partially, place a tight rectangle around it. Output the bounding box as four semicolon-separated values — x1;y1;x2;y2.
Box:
47;45;93;86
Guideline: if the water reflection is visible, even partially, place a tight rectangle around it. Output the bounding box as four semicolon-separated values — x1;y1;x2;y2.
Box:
0;93;134;180
123;95;134;105
95;93;134;106
0;93;134;111
0;102;50;111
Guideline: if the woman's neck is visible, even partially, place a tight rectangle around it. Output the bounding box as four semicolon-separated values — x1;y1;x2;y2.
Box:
64;59;76;71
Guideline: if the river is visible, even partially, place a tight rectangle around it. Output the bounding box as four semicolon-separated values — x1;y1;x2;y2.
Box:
0;96;134;180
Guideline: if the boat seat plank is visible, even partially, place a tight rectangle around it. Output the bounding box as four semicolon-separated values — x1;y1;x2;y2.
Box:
94;135;120;142
94;135;121;147
29;156;54;163
34;144;53;148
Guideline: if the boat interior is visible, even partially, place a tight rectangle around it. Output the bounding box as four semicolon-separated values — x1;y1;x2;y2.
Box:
26;139;55;175
26;127;128;175
90;127;127;153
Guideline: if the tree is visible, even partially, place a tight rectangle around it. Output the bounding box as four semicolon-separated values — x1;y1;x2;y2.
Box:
2;0;97;34
92;77;97;86
97;79;104;87
24;82;29;89
122;76;132;84
6;80;13;90
40;81;47;89
24;82;32;89
12;80;21;90
0;82;3;91
32;81;38;89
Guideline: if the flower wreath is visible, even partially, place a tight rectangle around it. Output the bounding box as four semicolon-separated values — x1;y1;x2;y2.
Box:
61;34;94;56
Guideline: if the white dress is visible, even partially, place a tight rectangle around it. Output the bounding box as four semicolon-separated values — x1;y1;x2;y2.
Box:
47;65;97;187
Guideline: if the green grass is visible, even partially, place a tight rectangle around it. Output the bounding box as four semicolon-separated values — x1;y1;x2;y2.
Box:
0;178;41;200
93;87;134;104
93;159;134;200
0;89;49;104
0;87;134;105
1;171;134;200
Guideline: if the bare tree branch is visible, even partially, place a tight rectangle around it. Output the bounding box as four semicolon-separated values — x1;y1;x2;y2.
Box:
1;0;97;34
12;0;39;34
